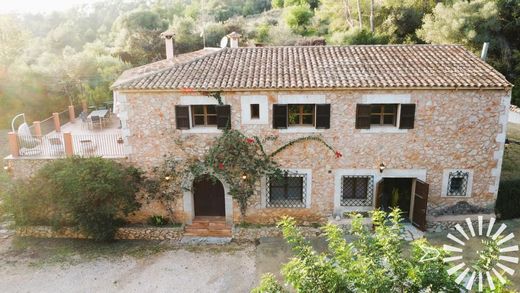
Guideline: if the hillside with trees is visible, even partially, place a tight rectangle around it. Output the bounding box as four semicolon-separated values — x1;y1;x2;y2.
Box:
0;0;518;128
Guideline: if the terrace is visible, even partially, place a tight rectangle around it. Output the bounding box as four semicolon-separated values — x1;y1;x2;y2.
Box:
5;105;126;160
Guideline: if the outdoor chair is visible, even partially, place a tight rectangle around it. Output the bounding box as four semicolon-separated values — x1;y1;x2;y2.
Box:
17;122;42;156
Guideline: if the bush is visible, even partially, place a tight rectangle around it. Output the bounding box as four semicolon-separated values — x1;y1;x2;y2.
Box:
0;169;13;219
6;157;142;241
148;215;168;227
254;210;463;292
495;180;520;219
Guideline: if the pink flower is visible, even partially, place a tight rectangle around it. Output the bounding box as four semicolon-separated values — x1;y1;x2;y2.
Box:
245;138;255;144
218;162;224;170
335;151;343;159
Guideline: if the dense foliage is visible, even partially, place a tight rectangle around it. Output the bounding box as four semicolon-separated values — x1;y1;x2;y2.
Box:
5;157;142;241
495;179;520;220
0;0;518;129
254;210;462;292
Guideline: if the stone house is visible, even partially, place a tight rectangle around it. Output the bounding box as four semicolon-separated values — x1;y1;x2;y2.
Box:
107;32;512;232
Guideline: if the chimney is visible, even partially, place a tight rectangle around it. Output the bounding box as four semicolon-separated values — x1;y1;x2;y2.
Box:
160;30;175;60
227;32;241;48
480;42;489;61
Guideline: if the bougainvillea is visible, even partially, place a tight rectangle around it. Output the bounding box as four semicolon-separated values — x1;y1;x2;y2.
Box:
187;129;341;217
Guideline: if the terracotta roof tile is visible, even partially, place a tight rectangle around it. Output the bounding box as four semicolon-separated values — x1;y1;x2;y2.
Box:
113;45;511;90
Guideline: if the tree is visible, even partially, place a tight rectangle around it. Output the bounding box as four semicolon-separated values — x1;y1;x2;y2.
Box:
170;16;203;54
272;0;284;9
0;16;29;69
254;210;464;292
378;5;426;44
417;0;500;52
284;5;314;35
112;9;169;65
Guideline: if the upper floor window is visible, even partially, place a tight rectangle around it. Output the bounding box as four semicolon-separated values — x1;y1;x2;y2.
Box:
356;103;416;130
250;104;260;119
288;104;315;126
192;105;217;126
273;104;330;129
175;104;231;130
370;104;397;126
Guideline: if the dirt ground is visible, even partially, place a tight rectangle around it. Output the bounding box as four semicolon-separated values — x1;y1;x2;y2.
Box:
1;219;519;293
0;236;296;293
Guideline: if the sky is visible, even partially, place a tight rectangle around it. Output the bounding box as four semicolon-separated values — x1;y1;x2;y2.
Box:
0;0;101;14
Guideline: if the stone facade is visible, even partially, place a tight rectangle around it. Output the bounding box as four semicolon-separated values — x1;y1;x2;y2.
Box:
115;88;511;224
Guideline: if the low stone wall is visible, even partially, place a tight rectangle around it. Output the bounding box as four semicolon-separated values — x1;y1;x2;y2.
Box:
233;226;323;242
16;226;185;241
426;213;495;232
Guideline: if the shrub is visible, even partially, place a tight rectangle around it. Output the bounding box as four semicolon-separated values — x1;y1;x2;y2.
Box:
6;157;142;241
252;273;287;293
0;169;13;219
148;215;168;227
254;209;463;292
495;179;520;219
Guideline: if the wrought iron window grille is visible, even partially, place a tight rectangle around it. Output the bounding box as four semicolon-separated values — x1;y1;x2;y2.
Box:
266;171;306;208
340;175;374;206
447;171;469;196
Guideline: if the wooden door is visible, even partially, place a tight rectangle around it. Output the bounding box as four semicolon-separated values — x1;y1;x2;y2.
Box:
193;175;225;217
374;179;384;210
412;179;429;231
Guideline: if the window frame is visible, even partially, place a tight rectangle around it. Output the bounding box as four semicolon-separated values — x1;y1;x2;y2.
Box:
265;170;311;208
447;171;469;197
370;104;398;126
441;169;473;198
288;104;315;127
340;175;374;207
191;104;217;127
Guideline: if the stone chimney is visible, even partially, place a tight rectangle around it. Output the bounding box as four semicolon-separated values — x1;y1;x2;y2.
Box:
160;30;175;60
227;32;241;48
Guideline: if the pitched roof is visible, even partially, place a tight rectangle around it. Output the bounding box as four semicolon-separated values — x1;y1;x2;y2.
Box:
112;47;222;88
113;45;511;91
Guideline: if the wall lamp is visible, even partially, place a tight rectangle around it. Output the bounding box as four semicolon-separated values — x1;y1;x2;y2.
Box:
379;162;386;173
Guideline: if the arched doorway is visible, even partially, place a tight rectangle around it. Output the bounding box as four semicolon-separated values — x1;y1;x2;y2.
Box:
193;175;225;217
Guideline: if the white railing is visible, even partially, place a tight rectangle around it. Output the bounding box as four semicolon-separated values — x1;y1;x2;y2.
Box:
14;133;125;158
71;134;125;157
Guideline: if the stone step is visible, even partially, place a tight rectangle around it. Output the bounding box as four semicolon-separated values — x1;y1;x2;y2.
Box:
185;226;231;233
184;229;232;237
192;216;226;223
180;236;232;245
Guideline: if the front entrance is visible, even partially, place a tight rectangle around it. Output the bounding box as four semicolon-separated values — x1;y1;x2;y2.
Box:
193;175;225;217
375;177;429;231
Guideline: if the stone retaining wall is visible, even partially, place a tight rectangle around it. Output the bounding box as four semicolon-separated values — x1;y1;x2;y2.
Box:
15;214;496;241
426;213;495;233
233;226;322;242
16;226;185;241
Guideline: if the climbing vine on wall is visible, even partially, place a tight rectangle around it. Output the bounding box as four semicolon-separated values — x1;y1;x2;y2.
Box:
154;90;342;217
187;129;342;217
